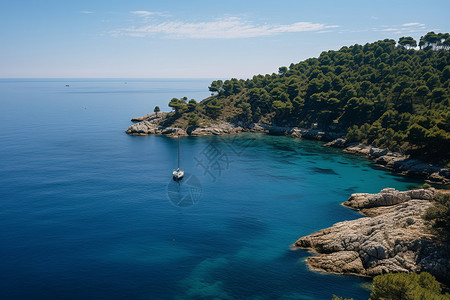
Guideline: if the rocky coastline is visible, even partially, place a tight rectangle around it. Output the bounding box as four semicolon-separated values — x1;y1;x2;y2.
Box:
125;113;449;184
294;188;449;282
125;112;341;139
127;113;450;281
326;139;449;184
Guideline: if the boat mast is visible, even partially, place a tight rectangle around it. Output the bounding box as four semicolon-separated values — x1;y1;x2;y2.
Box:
177;134;180;170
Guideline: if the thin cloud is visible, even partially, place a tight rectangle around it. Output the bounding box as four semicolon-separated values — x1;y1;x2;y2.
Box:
402;22;425;27
114;16;339;39
131;10;155;17
373;22;427;34
81;11;94;14
130;11;169;18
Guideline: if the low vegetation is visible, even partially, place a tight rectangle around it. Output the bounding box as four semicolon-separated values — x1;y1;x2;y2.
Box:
333;272;449;300
424;193;450;244
332;295;353;300
370;272;450;300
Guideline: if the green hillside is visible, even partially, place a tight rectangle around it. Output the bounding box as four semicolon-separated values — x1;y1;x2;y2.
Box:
165;32;450;163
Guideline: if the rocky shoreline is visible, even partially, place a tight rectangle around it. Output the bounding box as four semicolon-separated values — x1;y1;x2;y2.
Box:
125;112;341;139
125;113;449;184
327;139;449;184
127;114;450;281
294;188;449;282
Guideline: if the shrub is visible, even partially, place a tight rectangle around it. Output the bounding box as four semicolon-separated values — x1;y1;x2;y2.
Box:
332;295;353;300
424;193;450;243
370;272;449;300
188;114;200;127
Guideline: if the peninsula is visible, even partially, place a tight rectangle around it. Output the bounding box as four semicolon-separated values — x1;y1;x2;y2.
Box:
294;188;450;284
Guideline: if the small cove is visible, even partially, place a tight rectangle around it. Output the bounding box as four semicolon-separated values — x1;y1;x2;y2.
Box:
0;79;425;299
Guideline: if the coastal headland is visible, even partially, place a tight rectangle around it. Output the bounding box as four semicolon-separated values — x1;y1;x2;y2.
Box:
294;187;450;283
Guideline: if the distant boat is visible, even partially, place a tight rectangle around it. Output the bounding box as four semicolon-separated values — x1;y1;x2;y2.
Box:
65;84;70;87
173;134;184;181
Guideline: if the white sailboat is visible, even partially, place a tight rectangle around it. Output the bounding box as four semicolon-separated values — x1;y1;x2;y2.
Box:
173;134;184;181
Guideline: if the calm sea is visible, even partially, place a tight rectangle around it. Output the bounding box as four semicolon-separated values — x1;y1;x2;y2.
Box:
0;79;423;299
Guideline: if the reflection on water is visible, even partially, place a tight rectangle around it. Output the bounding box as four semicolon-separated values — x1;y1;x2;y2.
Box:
167;173;202;208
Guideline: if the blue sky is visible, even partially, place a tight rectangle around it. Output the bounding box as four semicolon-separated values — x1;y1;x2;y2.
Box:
0;0;448;78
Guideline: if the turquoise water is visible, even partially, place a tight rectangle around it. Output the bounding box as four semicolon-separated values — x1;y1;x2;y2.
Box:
0;79;423;299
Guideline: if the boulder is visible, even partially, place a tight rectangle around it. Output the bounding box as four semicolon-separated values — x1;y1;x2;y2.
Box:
369;147;389;158
324;138;347;148
248;123;267;132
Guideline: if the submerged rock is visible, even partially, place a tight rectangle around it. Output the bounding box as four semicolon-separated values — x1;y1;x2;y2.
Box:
294;189;450;281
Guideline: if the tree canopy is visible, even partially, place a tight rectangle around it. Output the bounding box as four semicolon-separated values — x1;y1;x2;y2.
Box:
398;36;417;49
164;32;450;163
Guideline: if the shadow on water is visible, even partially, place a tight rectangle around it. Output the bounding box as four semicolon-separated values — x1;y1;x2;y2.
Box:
264;172;306;182
169;227;246;257
225;216;268;236
296;151;320;157
333;187;361;197
283;193;305;200
344;186;359;194
175;247;371;300
309;167;339;175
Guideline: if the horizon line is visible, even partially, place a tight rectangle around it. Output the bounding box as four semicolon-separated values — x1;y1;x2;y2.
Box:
0;77;228;80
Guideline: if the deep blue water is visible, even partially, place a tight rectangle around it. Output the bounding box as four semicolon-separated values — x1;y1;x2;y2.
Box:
0;79;423;300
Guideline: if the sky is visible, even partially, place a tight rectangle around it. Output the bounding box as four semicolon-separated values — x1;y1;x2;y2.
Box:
0;0;449;79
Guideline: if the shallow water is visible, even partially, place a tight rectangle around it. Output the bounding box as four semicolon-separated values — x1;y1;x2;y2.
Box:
0;79;423;299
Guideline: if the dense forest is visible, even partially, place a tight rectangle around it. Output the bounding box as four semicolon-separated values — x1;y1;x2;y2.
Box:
166;32;450;163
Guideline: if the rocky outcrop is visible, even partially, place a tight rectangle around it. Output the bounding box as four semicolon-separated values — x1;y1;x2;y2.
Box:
187;122;244;136
343;188;436;210
324;138;347;148
125;112;185;136
130;112;168;122
294;189;450;281
125;113;342;141
323;139;449;183
126;113;244;136
126;120;243;137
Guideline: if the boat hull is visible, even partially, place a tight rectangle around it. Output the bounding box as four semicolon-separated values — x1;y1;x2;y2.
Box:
173;170;184;181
